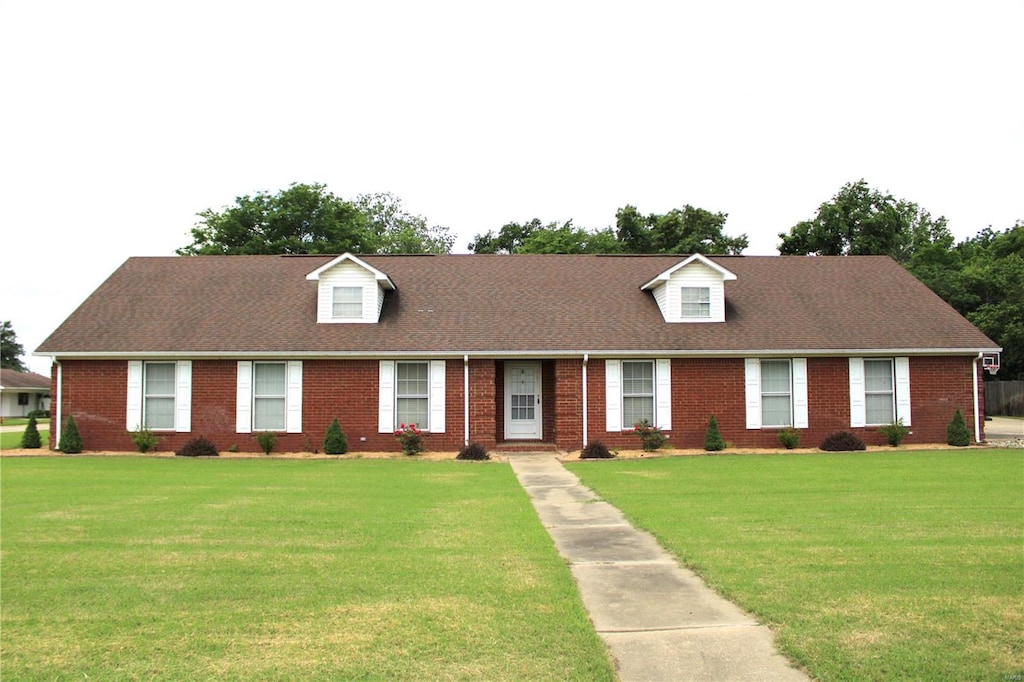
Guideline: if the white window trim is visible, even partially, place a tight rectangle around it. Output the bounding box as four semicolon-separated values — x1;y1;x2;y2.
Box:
745;358;808;430
127;360;191;433
849;357;911;427
332;286;364;319
605;358;671;432
681;286;711;319
621;360;655;427
378;360;445;434
236;360;301;434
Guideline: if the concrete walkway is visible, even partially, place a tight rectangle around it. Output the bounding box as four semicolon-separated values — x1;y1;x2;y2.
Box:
509;454;808;682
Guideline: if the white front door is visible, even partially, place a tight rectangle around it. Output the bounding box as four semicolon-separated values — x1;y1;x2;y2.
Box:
504;361;542;440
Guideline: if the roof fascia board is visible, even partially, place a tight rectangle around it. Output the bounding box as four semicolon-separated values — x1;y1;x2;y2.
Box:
640;253;738;291
304;253;396;290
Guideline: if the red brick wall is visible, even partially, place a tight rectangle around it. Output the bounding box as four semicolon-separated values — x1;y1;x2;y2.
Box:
52;355;985;453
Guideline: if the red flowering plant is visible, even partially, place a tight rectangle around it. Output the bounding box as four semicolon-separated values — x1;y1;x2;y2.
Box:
394;423;424;456
633;419;666;452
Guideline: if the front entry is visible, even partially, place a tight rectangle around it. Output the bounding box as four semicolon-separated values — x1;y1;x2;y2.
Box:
504;361;542;440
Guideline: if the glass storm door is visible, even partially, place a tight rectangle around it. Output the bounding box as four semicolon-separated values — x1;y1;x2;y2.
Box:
504;361;542;439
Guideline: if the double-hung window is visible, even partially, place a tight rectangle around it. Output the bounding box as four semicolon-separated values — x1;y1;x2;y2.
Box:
864;359;895;425
396;362;429;428
760;360;792;427
622;361;654;426
143;362;176;430
681;287;711;318
333;286;363;319
253;362;287;431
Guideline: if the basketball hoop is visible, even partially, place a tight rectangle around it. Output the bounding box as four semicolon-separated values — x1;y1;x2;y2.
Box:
982;354;1000;375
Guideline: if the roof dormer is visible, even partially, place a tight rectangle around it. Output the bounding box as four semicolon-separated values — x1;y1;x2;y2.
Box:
640;254;736;323
306;253;395;324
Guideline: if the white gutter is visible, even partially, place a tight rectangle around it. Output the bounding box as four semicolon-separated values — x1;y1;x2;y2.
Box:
54;361;62;449
463;355;470;447
582;354;589;448
973;352;982;444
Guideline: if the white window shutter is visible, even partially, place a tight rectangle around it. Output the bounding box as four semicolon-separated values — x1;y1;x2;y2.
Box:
655;358;672;430
286;360;302;433
126;360;143;431
236;361;252;433
605;359;621;432
792;358;808;429
744;358;761;429
175;361;192;433
894;357;911;425
429;360;446;433
379;360;395;433
849;358;866;428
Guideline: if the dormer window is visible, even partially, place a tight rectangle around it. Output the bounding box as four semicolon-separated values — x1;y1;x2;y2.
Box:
681;287;711;318
333;286;363;318
306;253;395;324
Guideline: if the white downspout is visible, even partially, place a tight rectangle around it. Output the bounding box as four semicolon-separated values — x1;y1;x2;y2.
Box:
582;354;589;448
54;361;63;449
973;352;983;444
464;355;470;446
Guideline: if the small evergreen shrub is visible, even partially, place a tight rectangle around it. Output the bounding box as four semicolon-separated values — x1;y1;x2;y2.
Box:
27;409;49;419
176;437;219;457
633;419;666;451
580;440;615;459
58;415;83;454
878;419;910;447
703;415;726;451
20;416;42;449
820;430;866;452
457;442;490;460
256;431;277;455
323;418;348;455
947;408;971;447
778;427;800;449
129;426;161;453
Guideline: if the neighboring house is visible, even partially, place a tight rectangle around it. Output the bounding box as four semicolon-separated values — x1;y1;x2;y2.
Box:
0;368;51;421
36;253;1001;452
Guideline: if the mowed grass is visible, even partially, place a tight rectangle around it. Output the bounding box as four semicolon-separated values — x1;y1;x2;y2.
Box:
1;458;614;680
568;450;1024;680
0;428;49;450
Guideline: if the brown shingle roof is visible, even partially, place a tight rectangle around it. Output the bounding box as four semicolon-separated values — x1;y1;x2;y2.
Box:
36;254;999;357
0;368;51;389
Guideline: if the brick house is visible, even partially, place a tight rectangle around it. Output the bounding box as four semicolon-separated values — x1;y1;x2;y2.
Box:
36;253;1001;452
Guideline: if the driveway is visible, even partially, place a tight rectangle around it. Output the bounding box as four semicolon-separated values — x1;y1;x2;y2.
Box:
986;416;1024;440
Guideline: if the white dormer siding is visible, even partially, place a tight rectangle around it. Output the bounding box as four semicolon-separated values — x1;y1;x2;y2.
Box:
306;253;395;324
641;254;736;323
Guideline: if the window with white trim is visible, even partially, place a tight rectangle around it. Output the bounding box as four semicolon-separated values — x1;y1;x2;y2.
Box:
681;287;711;318
622;360;654;426
760;360;792;427
864;359;895;425
332;286;363;318
144;362;176;430
396;362;429;428
253;362;287;431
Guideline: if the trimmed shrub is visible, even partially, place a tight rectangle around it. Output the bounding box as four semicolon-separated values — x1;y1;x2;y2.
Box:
323;418;348;455
20;416;41;449
580;441;615;459
820;430;866;452
778;427;800;450
947;409;971;447
129;426;161;453
176;437;219;457
256;431;277;455
27;409;49;419
633;419;666;451
457;442;490;460
58;415;83;454
703;415;726;451
879;419;910;447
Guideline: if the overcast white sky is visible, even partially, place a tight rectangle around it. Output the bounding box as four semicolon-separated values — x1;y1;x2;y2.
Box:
2;1;1021;375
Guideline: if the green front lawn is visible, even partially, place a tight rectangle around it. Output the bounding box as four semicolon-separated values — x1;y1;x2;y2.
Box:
568;450;1024;680
1;459;614;680
1;428;49;450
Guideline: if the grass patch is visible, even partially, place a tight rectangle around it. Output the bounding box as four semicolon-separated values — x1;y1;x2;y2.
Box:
567;450;1024;680
1;428;49;450
1;459;614;680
